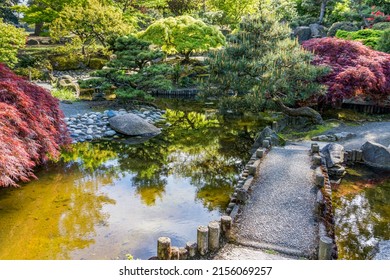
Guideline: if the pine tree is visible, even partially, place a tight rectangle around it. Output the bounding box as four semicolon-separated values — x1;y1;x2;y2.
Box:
85;35;172;101
203;12;328;123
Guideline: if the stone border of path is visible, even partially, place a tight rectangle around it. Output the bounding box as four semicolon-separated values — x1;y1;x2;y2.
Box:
153;138;273;260
311;143;337;260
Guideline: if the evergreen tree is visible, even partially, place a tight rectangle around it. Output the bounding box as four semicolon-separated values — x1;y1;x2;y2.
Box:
85;36;172;101
203;12;328;123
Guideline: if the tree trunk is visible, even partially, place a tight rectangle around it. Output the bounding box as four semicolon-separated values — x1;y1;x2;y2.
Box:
274;98;324;125
318;0;328;24
34;22;44;36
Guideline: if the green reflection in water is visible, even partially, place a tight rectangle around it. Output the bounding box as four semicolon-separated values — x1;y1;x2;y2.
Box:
0;102;266;259
333;165;390;259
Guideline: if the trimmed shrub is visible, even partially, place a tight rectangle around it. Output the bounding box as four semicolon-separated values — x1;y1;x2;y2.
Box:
372;22;390;30
377;29;390;53
327;21;359;37
302;38;390;105
335;29;383;49
88;58;108;70
0;64;71;187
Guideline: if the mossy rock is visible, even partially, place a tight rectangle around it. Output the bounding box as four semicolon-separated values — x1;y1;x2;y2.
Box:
49;55;87;71
88;58;108;70
327;22;359;37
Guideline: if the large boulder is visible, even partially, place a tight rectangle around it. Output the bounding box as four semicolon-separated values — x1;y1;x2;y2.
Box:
321;143;345;168
254;126;284;147
293;26;312;43
109;113;161;136
309;23;327;38
361;141;390;170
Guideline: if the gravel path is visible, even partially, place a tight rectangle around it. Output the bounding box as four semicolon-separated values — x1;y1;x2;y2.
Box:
217;144;318;259
324;121;390;149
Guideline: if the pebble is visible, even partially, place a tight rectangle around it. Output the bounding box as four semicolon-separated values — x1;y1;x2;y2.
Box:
65;107;165;143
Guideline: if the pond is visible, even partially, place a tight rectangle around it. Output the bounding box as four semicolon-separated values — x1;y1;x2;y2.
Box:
0;100;267;260
333;165;390;259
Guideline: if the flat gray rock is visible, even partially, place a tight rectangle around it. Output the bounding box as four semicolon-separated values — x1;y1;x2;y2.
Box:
321;143;345;168
109;113;160;136
361;141;390;170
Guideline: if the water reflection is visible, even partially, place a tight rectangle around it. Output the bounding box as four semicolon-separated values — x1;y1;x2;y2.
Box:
0;106;265;259
334;165;390;259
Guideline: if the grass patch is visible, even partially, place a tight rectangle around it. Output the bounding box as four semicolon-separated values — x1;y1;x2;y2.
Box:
281;120;340;141
51;88;78;102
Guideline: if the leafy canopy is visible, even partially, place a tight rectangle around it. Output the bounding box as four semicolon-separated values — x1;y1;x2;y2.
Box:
50;0;133;48
0;19;27;67
139;15;225;60
84;35;172;100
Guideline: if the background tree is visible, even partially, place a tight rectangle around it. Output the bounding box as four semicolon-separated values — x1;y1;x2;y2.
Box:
50;0;133;54
206;0;259;27
203;12;327;123
14;0;77;35
84;35;172;100
139;15;225;62
166;0;203;15
0;19;27;67
302;37;390;106
0;0;21;24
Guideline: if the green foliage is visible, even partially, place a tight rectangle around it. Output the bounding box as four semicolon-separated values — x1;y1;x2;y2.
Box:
327;21;359;36
51;88;78;101
0;19;27;67
372;22;390;30
14;0;76;25
50;0;133;49
0;0;20;24
85;35;172;101
336;29;383;49
139;15;225;61
377;29;390;53
206;0;259;27
203;12;327;113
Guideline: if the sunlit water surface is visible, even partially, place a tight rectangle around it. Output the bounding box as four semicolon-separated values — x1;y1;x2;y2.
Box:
0;102;266;260
333;165;390;259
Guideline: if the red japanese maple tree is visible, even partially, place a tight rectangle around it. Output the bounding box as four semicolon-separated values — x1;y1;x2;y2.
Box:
0;64;70;187
302;38;390;105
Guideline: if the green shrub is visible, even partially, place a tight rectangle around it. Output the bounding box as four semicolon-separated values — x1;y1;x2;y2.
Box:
88;58;108;70
14;67;47;81
377;29;390;53
49;55;87;71
327;21;359;37
372;22;390;30
335;29;383;49
51;88;78;102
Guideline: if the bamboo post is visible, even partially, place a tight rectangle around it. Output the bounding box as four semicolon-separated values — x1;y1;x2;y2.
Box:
319;236;333;260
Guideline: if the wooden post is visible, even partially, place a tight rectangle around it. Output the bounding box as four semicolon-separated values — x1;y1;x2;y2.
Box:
185;241;197;259
179;247;188;260
157;237;171;260
221;216;232;239
208;221;220;251
170;246;179;260
319;236;333;260
197;226;209;256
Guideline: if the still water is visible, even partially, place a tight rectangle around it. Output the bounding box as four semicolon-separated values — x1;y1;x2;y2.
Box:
0;102;266;260
333;165;390;259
